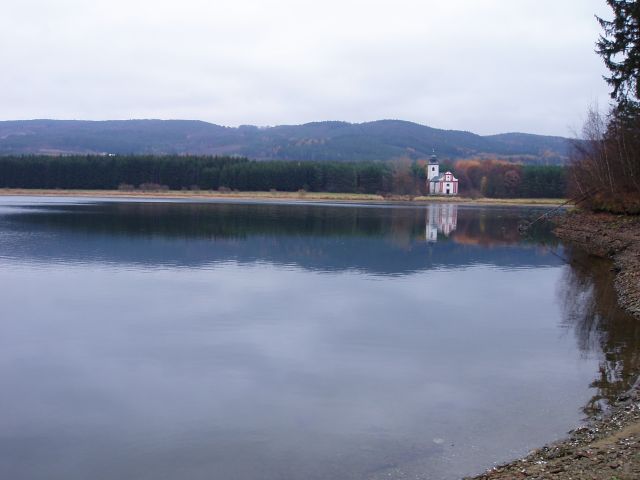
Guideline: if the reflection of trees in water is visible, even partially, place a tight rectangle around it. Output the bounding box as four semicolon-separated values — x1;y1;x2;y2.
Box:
451;208;558;247
423;203;560;247
560;247;640;415
11;202;559;248
11;202;426;241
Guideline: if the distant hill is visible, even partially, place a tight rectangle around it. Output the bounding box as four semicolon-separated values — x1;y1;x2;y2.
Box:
0;119;575;163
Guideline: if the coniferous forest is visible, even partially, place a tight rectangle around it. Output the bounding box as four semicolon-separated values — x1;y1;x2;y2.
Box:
0;155;567;198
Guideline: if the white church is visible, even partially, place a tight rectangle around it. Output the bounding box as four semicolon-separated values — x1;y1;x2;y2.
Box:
427;154;459;196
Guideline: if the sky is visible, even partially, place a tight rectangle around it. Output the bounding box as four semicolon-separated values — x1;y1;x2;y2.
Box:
1;0;613;137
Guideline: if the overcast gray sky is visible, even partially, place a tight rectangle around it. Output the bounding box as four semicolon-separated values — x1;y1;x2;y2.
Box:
1;0;612;136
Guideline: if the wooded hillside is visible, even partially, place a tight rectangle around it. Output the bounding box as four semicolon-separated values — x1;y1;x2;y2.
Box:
0;119;573;163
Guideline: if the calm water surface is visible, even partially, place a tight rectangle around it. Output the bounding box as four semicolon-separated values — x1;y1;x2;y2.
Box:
0;196;638;480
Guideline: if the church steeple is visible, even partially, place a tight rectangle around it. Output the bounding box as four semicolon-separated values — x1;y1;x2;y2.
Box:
427;152;439;180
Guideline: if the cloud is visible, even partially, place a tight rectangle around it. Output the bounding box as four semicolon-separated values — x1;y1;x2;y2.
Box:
0;0;612;135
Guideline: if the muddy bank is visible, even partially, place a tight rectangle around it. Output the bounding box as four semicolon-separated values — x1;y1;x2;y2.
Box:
465;210;640;480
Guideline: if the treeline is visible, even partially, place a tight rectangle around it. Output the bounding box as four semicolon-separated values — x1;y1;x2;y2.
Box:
0;155;391;194
453;159;567;198
0;155;567;198
399;158;566;198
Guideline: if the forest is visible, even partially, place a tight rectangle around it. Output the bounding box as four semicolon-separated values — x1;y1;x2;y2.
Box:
0;155;567;198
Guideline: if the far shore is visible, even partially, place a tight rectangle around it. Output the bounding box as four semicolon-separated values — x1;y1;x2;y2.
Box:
0;189;569;208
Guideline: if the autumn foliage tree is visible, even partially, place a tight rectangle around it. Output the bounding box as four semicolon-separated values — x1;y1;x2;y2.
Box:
454;158;566;198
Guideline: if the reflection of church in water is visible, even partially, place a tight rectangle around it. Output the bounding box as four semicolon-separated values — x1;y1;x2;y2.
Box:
425;204;458;242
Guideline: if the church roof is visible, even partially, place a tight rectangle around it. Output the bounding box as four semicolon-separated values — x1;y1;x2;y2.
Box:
430;172;457;182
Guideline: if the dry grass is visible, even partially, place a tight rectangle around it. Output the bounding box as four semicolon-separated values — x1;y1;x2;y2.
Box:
0;188;385;202
412;196;568;206
0;189;568;206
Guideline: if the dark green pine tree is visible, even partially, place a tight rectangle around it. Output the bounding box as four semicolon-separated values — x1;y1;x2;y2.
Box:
596;0;640;113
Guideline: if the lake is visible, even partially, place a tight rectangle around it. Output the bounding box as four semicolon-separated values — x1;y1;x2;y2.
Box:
0;196;637;480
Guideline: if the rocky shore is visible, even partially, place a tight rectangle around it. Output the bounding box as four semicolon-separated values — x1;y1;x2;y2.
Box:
466;210;640;480
554;211;640;319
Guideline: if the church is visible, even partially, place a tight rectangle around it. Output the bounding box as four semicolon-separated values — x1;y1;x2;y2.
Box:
427;154;458;196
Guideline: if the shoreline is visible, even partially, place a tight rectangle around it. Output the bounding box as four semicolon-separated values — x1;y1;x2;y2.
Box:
466;210;640;480
0;188;567;208
554;211;640;319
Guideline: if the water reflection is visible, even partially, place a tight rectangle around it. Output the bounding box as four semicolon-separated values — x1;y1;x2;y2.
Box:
425;204;458;243
560;247;640;414
0;199;560;273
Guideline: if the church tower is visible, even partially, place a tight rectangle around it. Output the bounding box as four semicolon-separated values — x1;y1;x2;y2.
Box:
427;154;439;181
